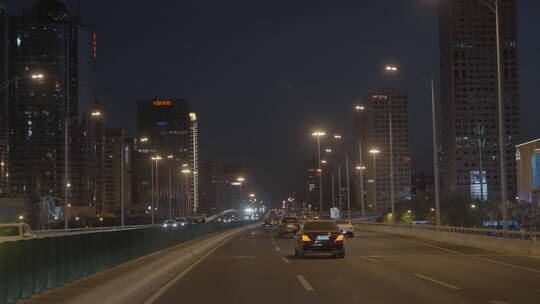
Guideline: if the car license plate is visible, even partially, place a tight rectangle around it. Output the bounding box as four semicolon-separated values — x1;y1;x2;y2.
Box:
317;235;330;241
287;224;294;228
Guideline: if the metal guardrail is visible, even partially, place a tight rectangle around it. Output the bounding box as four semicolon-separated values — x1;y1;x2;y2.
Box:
357;222;540;241
33;224;160;237
0;221;254;304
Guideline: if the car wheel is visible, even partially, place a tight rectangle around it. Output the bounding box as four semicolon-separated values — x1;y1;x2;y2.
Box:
335;251;345;259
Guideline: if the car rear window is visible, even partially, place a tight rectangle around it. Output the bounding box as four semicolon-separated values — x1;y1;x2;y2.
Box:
0;226;20;237
282;218;298;223
303;221;337;231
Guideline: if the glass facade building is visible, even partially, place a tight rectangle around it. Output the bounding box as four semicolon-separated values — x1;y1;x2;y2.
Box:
7;0;96;206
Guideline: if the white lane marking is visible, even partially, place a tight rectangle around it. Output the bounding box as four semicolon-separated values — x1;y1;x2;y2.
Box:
296;275;314;292
470;256;540;274
383;234;464;256
275;246;281;252
414;274;460;290
382;233;540;274
282;257;290;264
357;256;381;263
143;237;233;304
489;300;510;304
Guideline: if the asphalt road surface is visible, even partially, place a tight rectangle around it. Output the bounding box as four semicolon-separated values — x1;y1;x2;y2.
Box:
147;226;540;304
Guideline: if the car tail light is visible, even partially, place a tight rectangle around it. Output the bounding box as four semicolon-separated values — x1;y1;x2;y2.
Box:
302;234;312;242
335;234;345;242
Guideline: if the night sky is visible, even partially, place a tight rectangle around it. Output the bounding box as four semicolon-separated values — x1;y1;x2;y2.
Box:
4;0;540;205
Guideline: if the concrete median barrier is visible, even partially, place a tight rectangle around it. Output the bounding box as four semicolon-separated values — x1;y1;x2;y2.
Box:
356;224;540;257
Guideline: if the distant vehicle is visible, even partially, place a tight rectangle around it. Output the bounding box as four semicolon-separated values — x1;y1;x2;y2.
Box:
0;223;35;243
162;220;180;228
278;217;300;237
261;219;273;228
483;221;519;230
336;220;354;237
294;220;345;258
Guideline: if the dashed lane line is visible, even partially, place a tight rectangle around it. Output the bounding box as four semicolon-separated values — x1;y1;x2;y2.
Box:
414;274;460;290
356;256;382;263
296;275;314;292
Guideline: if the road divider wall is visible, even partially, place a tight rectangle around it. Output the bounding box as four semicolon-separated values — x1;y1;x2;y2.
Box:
356;223;540;257
0;222;251;304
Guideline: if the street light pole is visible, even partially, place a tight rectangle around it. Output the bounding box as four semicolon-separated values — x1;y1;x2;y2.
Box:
121;144;125;226
477;0;508;231
151;161;154;224
369;149;380;211
338;163;342;211
385;65;441;226
389;110;395;224
431;76;441;227
345;153;351;219
358;140;365;218
312;131;325;212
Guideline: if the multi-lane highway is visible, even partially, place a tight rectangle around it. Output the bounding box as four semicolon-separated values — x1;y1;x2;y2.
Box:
147;226;540;304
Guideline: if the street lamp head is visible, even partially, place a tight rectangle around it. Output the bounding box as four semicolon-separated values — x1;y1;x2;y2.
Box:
356;166;366;171
334;134;342;139
369;149;380;154
311;131;326;137
31;74;44;79
249;193;256;198
140;137;149;142
91;111;102;117
321;160;327;164
354;105;365;111
385;65;398;72
237;177;246;182
181;169;191;174
151;156;162;160
325;148;332;153
167;155;174;159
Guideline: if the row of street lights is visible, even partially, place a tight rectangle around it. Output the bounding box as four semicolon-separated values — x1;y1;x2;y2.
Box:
310;0;506;227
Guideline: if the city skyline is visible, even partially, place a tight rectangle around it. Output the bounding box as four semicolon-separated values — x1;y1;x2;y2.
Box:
1;0;540;205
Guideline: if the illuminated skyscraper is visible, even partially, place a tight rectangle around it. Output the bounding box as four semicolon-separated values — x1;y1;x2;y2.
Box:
8;0;96;205
136;99;196;217
439;0;519;200
189;112;199;213
0;4;8;194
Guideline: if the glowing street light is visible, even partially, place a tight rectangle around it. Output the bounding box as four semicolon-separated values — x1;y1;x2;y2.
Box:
334;134;342;139
249;193;256;198
91;111;102;117
354;105;365;110
237;177;245;182
31;74;44;79
385;65;398;72
325;148;332;153
140;137;149;142
321;160;327;164
356;166;366;171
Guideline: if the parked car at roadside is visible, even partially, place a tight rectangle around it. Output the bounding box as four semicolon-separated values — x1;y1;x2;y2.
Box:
0;223;35;243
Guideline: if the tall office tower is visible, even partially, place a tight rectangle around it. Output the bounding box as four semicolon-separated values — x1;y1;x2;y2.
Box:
87;101;105;211
199;161;243;213
0;4;8;194
439;0;519;200
189;113;199;213
101;129;132;214
359;90;412;212
136;99;191;218
8;0;96;205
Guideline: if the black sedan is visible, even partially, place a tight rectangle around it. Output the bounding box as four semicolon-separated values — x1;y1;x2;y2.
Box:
294;220;345;258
